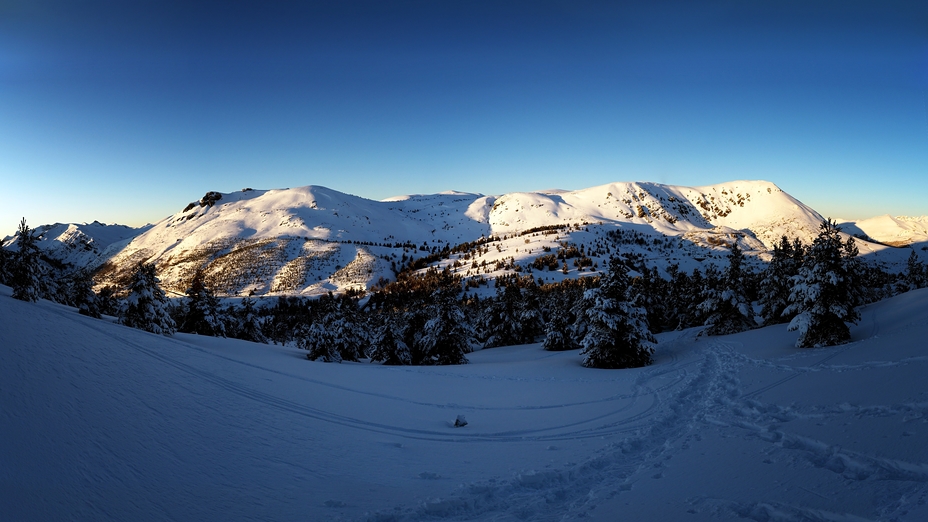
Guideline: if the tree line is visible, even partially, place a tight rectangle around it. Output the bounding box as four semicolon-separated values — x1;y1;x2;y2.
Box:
3;218;927;368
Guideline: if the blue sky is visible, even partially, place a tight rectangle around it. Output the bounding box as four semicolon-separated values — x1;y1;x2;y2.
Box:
2;0;926;235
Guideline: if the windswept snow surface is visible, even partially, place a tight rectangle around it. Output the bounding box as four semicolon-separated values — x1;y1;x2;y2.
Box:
4;286;928;521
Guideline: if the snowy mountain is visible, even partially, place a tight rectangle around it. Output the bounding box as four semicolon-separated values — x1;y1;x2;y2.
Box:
4;282;928;521
2;221;150;268
8;180;917;297
90;180;908;297
840;215;928;247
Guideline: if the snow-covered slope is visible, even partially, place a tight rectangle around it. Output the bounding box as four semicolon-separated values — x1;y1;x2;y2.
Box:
1;221;149;268
841;215;928;247
4;285;928;521
93;180;894;297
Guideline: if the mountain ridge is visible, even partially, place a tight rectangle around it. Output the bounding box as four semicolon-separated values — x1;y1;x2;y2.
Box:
6;180;923;297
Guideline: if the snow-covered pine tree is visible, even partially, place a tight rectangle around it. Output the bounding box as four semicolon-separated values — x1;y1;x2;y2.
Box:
758;236;802;326
120;262;176;336
179;270;226;337
630;265;665;333
414;287;470;365
661;263;691;330
516;280;544;344
11;218;42;302
699;242;756;335
368;312;411;365
301;294;364;362
580;256;655;369
71;268;102;318
481;282;522;348
676;267;706;329
300;320;340;362
842;235;867;308
542;305;575;351
785;219;860;348
227;298;267;343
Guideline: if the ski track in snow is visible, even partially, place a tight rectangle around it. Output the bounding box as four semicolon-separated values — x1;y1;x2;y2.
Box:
365;332;928;521
5;289;928;521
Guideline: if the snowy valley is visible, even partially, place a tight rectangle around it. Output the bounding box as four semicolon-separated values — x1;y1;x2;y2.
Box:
3;283;928;521
3;179;928;521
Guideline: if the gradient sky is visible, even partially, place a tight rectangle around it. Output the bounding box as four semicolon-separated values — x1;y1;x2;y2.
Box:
2;0;926;236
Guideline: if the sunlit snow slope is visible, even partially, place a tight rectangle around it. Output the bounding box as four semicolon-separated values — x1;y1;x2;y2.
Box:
842;215;928;247
91;180;907;298
3;286;928;521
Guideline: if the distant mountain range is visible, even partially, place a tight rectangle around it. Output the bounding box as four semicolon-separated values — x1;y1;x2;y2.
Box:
4;181;925;297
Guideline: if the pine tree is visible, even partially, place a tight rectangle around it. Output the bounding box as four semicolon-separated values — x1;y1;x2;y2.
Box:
301;294;364;362
414;287;470;365
842;235;867;308
179;270;226;336
662;263;691;330
96;285;120;317
700;243;756;335
368;312;411;365
481;282;522;348
516;280;544;343
758;236;802;326
10;218;42;302
631;265;666;333
227;298;267;343
542;305;575;351
899;250;927;292
120;262;176;336
0;236;10;286
785;219;860;348
300;320;341;362
71;268;102;318
580;257;655;369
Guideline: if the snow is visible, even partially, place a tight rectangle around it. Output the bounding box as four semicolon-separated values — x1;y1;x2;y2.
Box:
4;285;928;521
1;221;149;268
16;181;917;301
841;215;928;247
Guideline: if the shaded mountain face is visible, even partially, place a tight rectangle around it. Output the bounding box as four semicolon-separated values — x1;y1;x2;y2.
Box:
12;181;920;297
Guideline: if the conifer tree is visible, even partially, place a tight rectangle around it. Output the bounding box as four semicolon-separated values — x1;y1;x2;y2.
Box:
96;285;120;317
368;312;411;365
662;264;690;330
481;282;522;348
758;236;802;326
517;280;544;344
71;268;102;318
700;243;755;335
414;286;470;365
899;250;927;292
120;262;176;336
0;237;10;286
542;305;575;351
785;219;860;348
227;298;267;343
580;256;655;369
301;294;364;362
678;267;706;329
11;218;42;302
179;270;226;336
300;320;341;362
842;235;867;307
